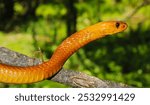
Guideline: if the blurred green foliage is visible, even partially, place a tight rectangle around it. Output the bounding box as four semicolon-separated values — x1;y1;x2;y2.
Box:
0;0;150;87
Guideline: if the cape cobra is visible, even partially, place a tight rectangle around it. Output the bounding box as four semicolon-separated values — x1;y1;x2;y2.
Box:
0;21;127;84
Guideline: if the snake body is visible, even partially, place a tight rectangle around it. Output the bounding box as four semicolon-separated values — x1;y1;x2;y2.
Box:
0;21;127;84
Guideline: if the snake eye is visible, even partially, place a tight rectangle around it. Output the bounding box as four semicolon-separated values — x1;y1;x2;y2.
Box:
115;22;120;28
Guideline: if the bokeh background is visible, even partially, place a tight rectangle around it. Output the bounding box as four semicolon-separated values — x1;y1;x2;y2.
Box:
0;0;150;88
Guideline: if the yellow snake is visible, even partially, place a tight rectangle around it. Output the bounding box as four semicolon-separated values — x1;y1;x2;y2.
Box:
0;21;127;84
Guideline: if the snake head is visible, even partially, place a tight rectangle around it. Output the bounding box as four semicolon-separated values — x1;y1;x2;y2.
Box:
98;21;128;35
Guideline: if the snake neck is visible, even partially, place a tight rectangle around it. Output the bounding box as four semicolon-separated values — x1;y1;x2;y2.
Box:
44;27;106;72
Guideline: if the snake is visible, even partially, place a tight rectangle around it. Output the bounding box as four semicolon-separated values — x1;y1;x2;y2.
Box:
0;21;127;84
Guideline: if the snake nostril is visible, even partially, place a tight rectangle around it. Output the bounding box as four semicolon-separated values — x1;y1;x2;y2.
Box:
122;24;127;29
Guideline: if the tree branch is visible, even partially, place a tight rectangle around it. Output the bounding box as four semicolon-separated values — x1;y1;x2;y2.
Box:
124;0;150;20
0;47;131;88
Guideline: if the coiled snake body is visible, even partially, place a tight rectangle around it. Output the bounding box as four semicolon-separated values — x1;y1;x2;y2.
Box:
0;21;127;84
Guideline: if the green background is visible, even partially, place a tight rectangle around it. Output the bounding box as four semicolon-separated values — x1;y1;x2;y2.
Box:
0;0;150;87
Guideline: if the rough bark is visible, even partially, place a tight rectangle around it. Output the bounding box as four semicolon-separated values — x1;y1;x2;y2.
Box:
0;47;131;88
